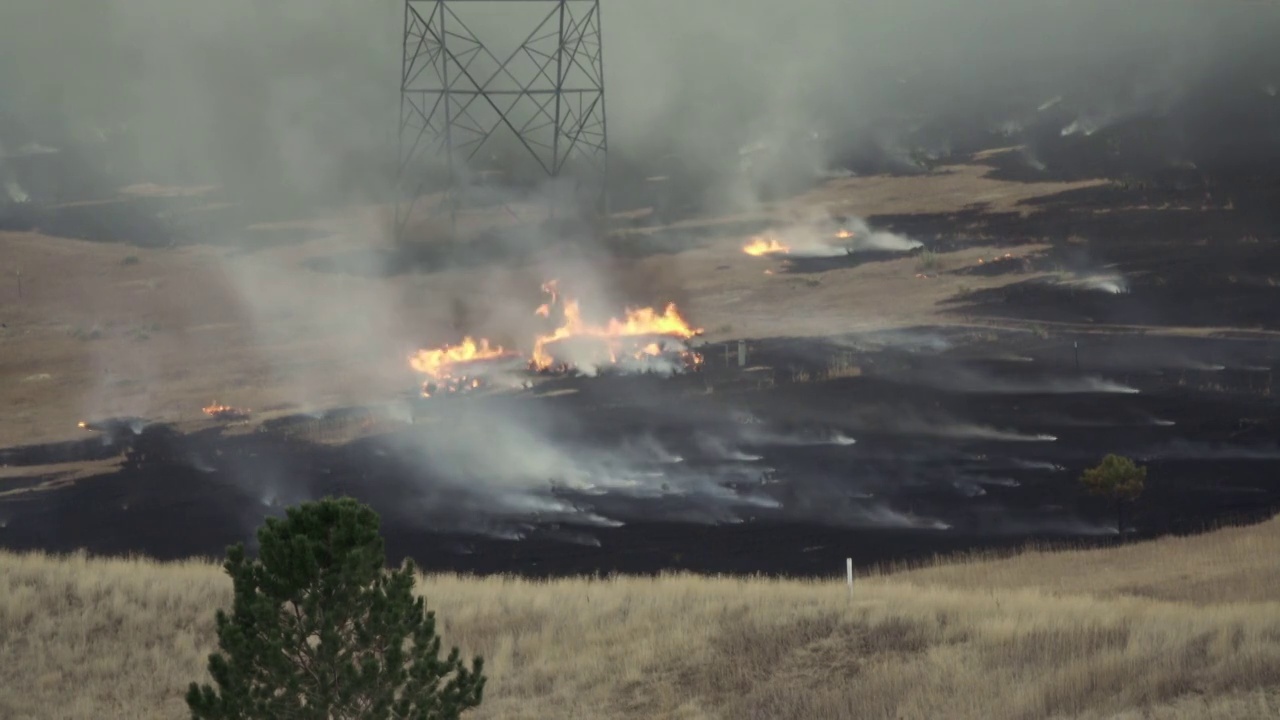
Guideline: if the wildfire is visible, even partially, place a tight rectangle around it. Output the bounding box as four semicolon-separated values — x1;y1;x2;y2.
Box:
408;282;704;396
408;337;515;398
530;286;702;372
409;337;509;377
203;403;251;421
835;229;854;240
742;236;790;256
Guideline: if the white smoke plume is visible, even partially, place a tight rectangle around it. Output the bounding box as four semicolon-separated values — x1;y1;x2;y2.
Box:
1058;273;1130;295
905;364;1141;395
746;206;921;258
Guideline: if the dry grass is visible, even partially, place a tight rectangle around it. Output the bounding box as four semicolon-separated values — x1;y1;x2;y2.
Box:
0;162;1100;449
2;517;1280;719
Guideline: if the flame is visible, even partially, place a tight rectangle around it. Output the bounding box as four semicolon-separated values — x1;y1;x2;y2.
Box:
835;229;854;240
203;402;250;419
409;282;703;394
77;421;87;429
530;283;702;372
743;236;790;256
409;337;509;378
408;336;513;397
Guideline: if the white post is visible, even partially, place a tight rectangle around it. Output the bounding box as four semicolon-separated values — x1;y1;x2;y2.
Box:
846;558;854;598
737;340;747;367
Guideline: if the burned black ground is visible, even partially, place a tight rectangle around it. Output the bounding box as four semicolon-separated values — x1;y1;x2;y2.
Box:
1;327;1277;578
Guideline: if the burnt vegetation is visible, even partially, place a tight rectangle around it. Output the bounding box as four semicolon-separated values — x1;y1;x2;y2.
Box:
2;326;1277;578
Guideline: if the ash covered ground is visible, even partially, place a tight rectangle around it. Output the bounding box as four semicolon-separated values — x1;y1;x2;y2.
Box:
2;326;1277;577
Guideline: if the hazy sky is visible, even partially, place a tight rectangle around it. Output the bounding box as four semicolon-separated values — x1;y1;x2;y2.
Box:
1;0;1278;206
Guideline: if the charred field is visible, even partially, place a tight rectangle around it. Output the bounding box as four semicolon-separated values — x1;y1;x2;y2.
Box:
6;123;1280;578
2;326;1277;578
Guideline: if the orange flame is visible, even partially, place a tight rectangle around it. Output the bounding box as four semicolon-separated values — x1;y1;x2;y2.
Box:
408;337;514;398
742;236;790;256
835;229;854;240
531;283;702;372
409;283;703;393
409;337;509;378
203;402;250;420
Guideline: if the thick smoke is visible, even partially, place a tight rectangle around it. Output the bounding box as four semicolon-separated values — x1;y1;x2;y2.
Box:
4;0;1280;214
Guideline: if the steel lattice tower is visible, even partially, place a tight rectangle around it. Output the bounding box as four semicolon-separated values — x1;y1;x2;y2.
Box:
396;0;609;239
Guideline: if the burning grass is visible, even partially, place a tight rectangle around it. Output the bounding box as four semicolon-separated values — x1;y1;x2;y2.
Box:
201;403;251;422
743;236;791;256
409;280;703;397
2;516;1278;719
742;216;922;260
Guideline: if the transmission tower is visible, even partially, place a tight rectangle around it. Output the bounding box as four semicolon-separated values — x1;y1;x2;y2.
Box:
396;0;609;240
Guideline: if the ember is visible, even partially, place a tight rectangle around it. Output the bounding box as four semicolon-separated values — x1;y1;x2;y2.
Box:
977;252;1016;265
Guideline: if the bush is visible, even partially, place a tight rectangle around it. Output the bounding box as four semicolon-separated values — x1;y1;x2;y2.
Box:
915;250;941;272
187;497;485;719
1080;454;1147;535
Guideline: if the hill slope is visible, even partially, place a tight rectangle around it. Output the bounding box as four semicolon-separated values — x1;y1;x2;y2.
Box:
2;517;1279;719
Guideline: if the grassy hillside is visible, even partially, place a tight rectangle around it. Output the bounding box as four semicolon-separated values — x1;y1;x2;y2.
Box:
3;517;1279;719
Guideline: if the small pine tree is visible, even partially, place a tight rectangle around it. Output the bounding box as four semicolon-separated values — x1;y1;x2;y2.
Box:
1080;454;1147;536
186;497;485;720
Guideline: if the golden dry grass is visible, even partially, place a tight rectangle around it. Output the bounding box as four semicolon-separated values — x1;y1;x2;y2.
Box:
2;517;1279;719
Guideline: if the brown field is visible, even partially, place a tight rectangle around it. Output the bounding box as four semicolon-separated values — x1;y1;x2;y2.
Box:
0;163;1101;450
2;515;1278;720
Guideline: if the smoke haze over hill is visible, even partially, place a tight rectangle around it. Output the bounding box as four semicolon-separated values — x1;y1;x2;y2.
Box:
1;0;1278;212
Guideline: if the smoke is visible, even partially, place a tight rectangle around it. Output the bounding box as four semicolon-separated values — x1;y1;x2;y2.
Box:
695;434;764;463
739;425;858;448
859;408;1058;443
3;0;1275;218
6;1;1279;547
1059;273;1130;295
383;400;787;536
1009;459;1065;472
912;363;1142;395
925;424;1057;443
744;204;921;258
840;216;923;253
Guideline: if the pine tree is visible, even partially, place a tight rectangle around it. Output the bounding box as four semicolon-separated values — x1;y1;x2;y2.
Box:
186;497;485;719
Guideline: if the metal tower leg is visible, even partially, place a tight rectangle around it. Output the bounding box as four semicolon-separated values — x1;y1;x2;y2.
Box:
395;0;609;242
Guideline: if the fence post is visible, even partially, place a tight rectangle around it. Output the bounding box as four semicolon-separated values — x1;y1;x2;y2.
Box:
846;558;854;598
